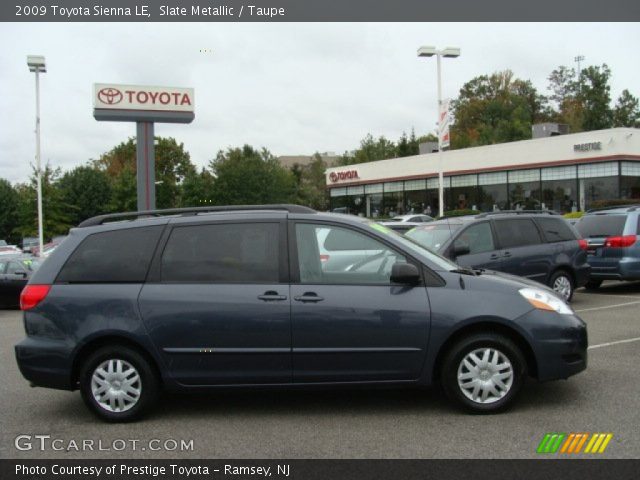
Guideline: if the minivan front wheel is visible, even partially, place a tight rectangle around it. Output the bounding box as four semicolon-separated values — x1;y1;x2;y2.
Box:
549;270;574;302
79;346;158;422
441;333;526;413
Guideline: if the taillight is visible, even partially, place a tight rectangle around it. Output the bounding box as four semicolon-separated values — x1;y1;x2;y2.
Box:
604;235;637;248
20;285;51;311
578;239;588;250
320;254;330;263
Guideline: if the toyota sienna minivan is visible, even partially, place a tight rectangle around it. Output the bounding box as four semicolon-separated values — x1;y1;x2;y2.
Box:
15;205;587;421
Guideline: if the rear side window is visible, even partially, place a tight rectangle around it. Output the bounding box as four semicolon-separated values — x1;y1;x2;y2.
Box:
57;226;164;283
454;222;495;254
535;217;578;243
577;215;627;238
161;223;280;283
494;219;542;248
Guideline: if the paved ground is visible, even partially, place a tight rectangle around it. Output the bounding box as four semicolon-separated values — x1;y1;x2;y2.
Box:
1;281;639;459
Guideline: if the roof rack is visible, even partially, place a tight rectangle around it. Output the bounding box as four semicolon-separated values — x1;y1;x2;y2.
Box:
78;204;316;228
586;204;640;214
475;210;560;218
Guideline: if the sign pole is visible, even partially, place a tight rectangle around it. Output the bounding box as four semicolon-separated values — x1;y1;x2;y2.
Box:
136;122;156;211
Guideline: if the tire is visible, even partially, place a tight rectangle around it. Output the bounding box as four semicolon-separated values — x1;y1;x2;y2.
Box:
441;333;526;414
584;279;603;290
79;345;159;422
549;270;574;302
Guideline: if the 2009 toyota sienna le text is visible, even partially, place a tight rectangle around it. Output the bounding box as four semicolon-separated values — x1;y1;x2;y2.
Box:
15;205;587;422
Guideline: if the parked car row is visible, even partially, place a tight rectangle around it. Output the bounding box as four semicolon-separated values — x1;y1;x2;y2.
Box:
0;256;41;308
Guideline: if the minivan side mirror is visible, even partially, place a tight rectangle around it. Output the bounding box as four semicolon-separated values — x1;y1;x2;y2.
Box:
390;262;421;284
452;244;470;258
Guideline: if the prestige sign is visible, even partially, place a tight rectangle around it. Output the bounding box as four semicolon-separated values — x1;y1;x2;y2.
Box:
94;83;194;112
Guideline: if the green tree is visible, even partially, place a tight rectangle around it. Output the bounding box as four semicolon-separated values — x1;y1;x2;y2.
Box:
293;153;329;210
59;166;112;225
179;167;216;207
613;89;640;128
209;145;296;205
95;137;196;209
14;165;72;239
450;70;550;148
108;168;137;212
579;64;613;131
0;179;19;242
339;134;398;165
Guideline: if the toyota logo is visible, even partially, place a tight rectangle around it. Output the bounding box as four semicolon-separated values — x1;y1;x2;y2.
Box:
98;87;123;105
329;172;338;183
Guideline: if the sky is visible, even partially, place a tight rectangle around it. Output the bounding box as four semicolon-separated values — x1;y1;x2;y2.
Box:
1;22;639;183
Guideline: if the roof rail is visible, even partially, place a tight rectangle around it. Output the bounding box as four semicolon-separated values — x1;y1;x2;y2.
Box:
475;209;560;218
586;204;640;214
78;204;316;228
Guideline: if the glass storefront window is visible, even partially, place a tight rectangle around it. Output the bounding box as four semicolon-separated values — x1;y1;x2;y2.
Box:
579;177;619;211
405;189;427;215
541;179;578;214
366;193;383;218
620;176;640;201
509;181;542;210
478;184;508;211
382;191;404;217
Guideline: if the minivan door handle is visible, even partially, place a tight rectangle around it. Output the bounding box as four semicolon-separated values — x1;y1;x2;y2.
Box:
490;253;499;260
502;251;512;258
294;292;324;303
257;291;288;301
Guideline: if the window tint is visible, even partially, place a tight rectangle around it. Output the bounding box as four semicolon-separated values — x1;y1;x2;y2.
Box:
7;261;24;274
494;219;542;248
536;217;578;243
406;224;460;251
454;222;495;254
577;215;627;238
298;224;406;284
57;226;163;283
0;262;6;274
161;223;280;283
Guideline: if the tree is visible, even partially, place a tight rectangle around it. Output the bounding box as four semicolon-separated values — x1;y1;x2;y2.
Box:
613;89;640;128
209;145;296;205
0;179;19;242
179;167;216;207
339;134;398;165
14;165;72;239
579;64;613;131
450;70;550;148
59;166;112;225
108;168;137;212
94;137;196;209
293;153;329;211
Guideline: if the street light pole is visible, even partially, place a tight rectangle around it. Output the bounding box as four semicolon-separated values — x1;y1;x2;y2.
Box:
418;46;460;218
27;56;46;257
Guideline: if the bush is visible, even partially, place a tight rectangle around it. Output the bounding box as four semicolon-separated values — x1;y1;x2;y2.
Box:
440;209;481;219
563;211;584;219
588;199;640;210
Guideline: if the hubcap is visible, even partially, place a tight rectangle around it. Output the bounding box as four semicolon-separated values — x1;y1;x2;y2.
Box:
457;348;513;404
91;359;141;413
553;275;572;300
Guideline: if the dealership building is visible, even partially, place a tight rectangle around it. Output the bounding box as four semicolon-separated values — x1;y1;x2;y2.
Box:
325;128;640;217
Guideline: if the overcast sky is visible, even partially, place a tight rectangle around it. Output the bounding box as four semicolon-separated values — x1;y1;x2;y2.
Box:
1;22;639;183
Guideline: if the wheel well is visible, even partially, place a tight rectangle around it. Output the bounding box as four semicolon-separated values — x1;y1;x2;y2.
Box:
432;322;538;381
549;266;574;285
71;336;162;388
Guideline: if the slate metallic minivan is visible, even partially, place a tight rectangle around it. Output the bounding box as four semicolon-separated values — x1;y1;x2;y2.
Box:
15;205;587;421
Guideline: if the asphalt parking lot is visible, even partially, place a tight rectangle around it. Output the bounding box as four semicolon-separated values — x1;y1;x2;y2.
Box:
1;282;639;459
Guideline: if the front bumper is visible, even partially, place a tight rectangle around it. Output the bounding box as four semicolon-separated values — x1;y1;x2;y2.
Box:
518;309;588;381
15;336;75;391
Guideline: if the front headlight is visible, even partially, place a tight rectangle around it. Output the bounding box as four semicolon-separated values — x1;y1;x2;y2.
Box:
518;287;574;315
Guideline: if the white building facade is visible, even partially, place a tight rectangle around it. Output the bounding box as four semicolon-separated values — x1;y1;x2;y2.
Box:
326;128;640;217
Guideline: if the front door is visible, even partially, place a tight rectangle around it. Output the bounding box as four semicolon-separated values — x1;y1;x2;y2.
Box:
139;220;291;385
290;222;431;383
451;221;503;271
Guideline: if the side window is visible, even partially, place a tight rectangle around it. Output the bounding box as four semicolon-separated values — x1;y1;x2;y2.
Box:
536;217;578;243
0;261;6;274
57;226;164;283
494;219;542;248
161;223;280;283
296;223;407;285
454;222;495;255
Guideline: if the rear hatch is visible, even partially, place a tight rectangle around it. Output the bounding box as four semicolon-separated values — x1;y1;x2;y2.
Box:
576;214;633;271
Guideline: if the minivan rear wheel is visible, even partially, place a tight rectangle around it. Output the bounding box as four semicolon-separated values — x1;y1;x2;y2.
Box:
549;270;574;302
441;333;526;413
79;346;158;422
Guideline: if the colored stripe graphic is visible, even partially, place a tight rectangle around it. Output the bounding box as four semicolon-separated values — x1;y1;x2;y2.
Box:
539;433;613;454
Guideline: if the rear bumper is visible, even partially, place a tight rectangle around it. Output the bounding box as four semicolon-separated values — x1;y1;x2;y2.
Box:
587;257;640;281
518;310;588;381
15;336;75;391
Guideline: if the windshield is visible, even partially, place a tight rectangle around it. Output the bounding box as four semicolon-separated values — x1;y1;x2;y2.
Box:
405;224;462;251
366;221;459;271
577;215;627;237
